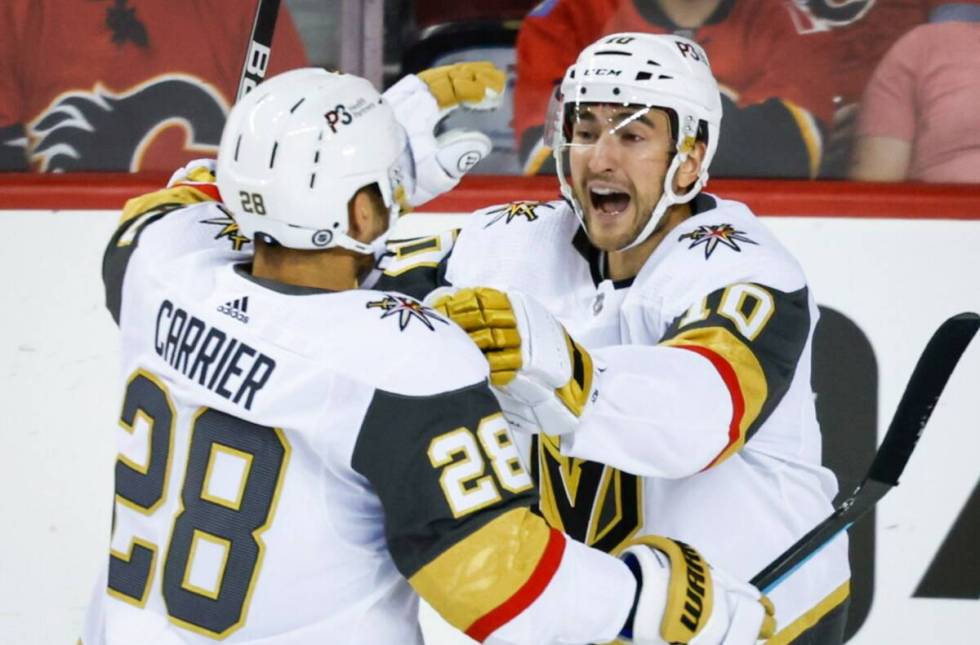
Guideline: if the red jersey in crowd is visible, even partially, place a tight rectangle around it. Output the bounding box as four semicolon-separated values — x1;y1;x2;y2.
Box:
516;0;837;177
0;0;308;172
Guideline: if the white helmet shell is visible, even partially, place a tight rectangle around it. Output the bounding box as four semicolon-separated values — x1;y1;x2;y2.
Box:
217;68;410;252
554;33;723;251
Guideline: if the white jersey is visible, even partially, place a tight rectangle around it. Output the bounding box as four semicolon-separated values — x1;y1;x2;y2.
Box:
82;191;636;644
382;195;851;641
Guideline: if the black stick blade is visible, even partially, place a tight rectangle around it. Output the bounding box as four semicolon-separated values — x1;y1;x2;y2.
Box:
867;312;979;486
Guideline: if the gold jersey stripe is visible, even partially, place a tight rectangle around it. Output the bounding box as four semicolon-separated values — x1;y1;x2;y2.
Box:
409;507;554;633
662;326;768;467
765;580;850;645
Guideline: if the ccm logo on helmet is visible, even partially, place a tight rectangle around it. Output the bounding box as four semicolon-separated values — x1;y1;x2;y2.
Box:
583;68;622;77
675;41;709;65
324;104;353;133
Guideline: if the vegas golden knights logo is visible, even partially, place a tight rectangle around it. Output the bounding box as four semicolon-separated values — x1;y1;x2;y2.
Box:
531;434;642;554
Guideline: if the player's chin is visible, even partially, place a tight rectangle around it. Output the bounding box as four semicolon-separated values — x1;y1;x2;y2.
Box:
584;204;636;249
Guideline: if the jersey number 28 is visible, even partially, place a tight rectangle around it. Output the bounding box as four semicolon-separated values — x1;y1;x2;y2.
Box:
108;368;289;639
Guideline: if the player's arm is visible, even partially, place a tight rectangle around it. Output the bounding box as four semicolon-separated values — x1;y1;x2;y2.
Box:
373;229;458;300
102;161;221;324
351;379;773;644
434;283;810;478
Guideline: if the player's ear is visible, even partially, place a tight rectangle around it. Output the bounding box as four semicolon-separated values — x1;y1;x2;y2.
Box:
348;184;388;243
675;141;706;193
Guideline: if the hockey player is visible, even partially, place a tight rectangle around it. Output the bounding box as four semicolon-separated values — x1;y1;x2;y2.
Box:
81;68;775;644
387;34;852;644
513;0;837;179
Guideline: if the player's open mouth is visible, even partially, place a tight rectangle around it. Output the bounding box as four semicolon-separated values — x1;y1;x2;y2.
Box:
589;186;631;216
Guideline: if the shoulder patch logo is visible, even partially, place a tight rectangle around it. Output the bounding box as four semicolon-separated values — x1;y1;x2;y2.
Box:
201;209;252;251
678;224;757;259
483;201;555;228
366;294;449;331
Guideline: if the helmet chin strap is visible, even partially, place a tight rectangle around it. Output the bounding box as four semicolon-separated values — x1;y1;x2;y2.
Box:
355;201;403;289
616;153;704;252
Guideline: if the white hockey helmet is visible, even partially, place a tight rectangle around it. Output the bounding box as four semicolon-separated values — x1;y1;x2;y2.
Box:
552;33;723;251
216;68;412;252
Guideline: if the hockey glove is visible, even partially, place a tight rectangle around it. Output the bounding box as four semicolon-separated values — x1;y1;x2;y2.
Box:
383;62;505;207
166;157;217;188
431;287;598;435
616;536;776;645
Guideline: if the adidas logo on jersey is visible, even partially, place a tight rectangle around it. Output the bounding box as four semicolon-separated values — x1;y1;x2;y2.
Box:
217;297;250;323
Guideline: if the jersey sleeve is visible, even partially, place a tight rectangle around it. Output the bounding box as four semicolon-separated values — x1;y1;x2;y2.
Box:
564;282;811;478
102;175;223;324
351;381;633;643
373;229;458;300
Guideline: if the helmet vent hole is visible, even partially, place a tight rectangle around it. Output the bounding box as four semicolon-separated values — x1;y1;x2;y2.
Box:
635;72;652;81
647;60;661;66
289;97;306;114
658;75;674;80
612;87;621;95
269;142;279;169
594;50;630;56
570;70;576;79
309;173;317;189
580;87;587;94
314;150;320;164
234;134;242;161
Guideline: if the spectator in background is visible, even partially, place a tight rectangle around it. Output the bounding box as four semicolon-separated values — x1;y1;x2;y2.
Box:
515;0;838;179
0;0;307;172
850;18;980;182
791;0;980;176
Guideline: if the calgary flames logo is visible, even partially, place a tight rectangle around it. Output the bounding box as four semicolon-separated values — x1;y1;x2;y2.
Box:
483;201;555;228
366;294;448;331
679;223;758;259
28;75;227;172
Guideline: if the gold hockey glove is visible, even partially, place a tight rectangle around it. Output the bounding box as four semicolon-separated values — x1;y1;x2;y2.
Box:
615;535;776;645
383;62;505;207
432;287;598;435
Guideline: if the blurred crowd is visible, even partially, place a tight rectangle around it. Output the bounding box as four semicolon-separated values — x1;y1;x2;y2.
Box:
2;0;978;182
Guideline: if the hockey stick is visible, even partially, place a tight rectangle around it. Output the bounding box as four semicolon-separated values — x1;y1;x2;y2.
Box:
236;0;282;101
752;312;980;594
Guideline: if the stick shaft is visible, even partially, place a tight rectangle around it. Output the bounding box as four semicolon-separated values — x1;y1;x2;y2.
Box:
237;0;282;101
751;313;979;592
